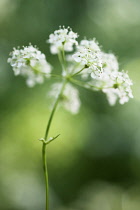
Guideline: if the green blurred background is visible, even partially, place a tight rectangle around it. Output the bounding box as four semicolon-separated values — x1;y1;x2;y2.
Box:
0;0;140;209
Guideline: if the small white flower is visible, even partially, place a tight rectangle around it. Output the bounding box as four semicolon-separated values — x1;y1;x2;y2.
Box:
102;71;133;105
101;52;119;73
49;83;81;114
65;54;84;76
88;68;133;105
73;39;103;79
80;39;101;52
48;26;78;54
7;45;52;87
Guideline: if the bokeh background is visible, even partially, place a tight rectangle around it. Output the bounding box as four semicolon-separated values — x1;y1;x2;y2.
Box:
0;0;140;209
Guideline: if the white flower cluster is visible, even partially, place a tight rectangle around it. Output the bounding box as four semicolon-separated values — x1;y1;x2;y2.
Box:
102;71;133;105
8;26;133;112
88;53;133;105
62;34;133;105
49;83;81;114
72;39;103;79
101;52;119;73
8;45;52;87
48;26;78;54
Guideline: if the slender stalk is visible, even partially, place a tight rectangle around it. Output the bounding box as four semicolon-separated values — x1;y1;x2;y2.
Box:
58;51;65;73
62;47;67;72
44;80;66;140
58;47;67;74
42;79;67;210
69;77;102;90
29;65;62;79
49;74;63;78
70;62;81;75
71;66;86;77
42;142;49;210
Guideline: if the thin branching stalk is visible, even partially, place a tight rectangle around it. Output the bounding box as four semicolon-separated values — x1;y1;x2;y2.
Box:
69;77;102;90
71;66;86;77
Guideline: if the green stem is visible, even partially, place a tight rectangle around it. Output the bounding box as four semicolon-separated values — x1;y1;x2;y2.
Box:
44;80;66;140
69;77;102;90
58;47;67;74
29;65;62;79
42;143;49;210
42;79;67;210
58;51;65;73
49;74;63;78
71;66;86;77
62;47;67;72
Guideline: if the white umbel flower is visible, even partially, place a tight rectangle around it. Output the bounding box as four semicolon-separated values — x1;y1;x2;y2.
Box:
101;52;119;73
80;39;101;52
102;71;133;105
49;83;81;114
48;26;78;54
88;69;133;105
89;53;119;89
73;39;103;79
7;45;52;87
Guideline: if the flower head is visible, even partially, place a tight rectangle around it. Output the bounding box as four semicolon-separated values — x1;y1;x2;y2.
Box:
80;39;101;52
73;39;103;79
101;52;119;73
48;26;78;54
49;83;81;114
91;70;133;105
104;71;133;105
89;53;119;88
8;26;133;108
8;45;52;87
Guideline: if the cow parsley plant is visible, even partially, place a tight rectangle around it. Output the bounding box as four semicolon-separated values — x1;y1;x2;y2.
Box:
8;26;133;210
